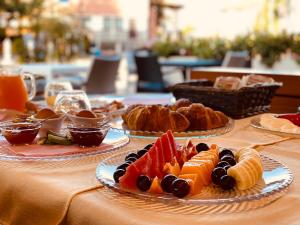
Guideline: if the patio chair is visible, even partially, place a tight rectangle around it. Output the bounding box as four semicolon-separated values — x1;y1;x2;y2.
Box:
85;56;120;94
222;51;251;68
134;51;178;92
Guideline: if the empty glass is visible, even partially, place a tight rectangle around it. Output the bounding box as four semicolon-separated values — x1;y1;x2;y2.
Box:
44;81;73;107
54;90;91;113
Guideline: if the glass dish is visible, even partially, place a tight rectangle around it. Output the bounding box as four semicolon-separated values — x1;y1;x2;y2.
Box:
0;120;41;145
251;117;300;139
67;111;109;127
96;149;293;211
44;81;73;107
112;118;234;139
54;90;91;113
68;124;110;147
0;128;129;161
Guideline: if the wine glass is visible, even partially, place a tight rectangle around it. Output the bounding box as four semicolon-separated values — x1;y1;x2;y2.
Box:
44;81;73;107
54;90;91;113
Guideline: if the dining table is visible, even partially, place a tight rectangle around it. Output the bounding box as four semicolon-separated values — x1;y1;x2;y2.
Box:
0;94;299;225
159;57;222;80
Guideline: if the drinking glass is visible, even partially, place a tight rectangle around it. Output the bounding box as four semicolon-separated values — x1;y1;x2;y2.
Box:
44;81;73;107
54;90;91;113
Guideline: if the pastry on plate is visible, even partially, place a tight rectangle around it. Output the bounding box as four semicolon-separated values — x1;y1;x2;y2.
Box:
124;105;190;132
122;99;229;132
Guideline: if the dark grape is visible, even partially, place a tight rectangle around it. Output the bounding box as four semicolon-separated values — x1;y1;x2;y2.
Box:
136;175;152;192
161;174;177;193
211;167;227;185
221;155;236;166
196;143;209;153
126;157;138;163
223;165;231;172
216;161;230;168
125;153;138;161
219;149;234;159
171;179;190;198
137;149;148;158
220;175;236;190
116;162;130;171
144;143;154;150
113;169;125;183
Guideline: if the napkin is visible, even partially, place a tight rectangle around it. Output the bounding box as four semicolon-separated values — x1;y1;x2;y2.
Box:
0;138;113;157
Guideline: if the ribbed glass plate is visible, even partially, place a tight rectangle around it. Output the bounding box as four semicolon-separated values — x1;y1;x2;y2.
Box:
0;128;129;161
96;150;293;212
111;118;234;140
251;117;300;139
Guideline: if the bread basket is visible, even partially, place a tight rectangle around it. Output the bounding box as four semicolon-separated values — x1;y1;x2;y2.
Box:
169;80;282;119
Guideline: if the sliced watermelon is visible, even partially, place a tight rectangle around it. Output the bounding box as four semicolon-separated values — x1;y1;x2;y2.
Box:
155;138;166;171
119;152;151;189
119;164;140;189
166;130;177;157
147;146;162;177
119;131;179;189
161;133;174;162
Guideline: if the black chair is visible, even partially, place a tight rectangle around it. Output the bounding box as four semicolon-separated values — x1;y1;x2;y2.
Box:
134;52;166;92
85;56;120;94
222;51;251;68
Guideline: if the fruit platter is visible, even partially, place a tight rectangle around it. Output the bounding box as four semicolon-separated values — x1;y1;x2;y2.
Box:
251;113;300;138
116;98;234;139
96;131;293;208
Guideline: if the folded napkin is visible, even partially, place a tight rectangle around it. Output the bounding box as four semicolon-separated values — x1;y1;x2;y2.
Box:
0;137;113;157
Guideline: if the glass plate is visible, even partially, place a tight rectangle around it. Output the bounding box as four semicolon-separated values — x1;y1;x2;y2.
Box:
96;150;293;211
111;118;234;140
0;128;129;161
251;117;300;139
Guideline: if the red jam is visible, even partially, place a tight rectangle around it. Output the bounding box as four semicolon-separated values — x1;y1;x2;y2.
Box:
278;114;300;127
69;127;107;147
1;123;40;145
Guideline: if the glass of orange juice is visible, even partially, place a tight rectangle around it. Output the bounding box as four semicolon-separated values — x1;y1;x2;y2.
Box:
0;66;36;112
44;81;73;107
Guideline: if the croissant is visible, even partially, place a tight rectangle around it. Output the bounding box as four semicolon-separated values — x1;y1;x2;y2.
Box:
169;98;192;111
177;103;228;130
124;105;190;132
122;104;142;122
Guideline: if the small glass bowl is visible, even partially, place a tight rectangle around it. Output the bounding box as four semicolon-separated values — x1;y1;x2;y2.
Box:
67;112;109;127
0;121;41;145
67;124;110;147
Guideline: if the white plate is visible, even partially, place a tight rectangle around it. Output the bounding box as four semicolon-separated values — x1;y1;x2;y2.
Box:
112;118;234;140
251;116;300;139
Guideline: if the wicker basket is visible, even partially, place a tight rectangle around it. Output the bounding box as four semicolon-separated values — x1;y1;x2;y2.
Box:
169;80;282;119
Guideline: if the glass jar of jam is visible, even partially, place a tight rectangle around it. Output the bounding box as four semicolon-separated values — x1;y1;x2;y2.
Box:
68;124;110;147
0;121;41;145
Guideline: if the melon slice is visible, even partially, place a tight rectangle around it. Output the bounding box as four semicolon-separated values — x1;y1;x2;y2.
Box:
179;174;203;195
148;176;163;194
180;162;210;185
163;159;180;176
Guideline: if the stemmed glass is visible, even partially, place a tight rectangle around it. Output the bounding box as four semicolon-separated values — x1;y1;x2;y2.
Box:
54;90;91;113
44;81;73;107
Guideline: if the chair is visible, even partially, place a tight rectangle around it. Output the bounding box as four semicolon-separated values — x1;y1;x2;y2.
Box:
85;56;120;94
222;51;251;68
134;51;166;92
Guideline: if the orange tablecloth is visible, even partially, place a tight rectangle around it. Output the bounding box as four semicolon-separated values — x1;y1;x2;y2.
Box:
0;117;299;225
